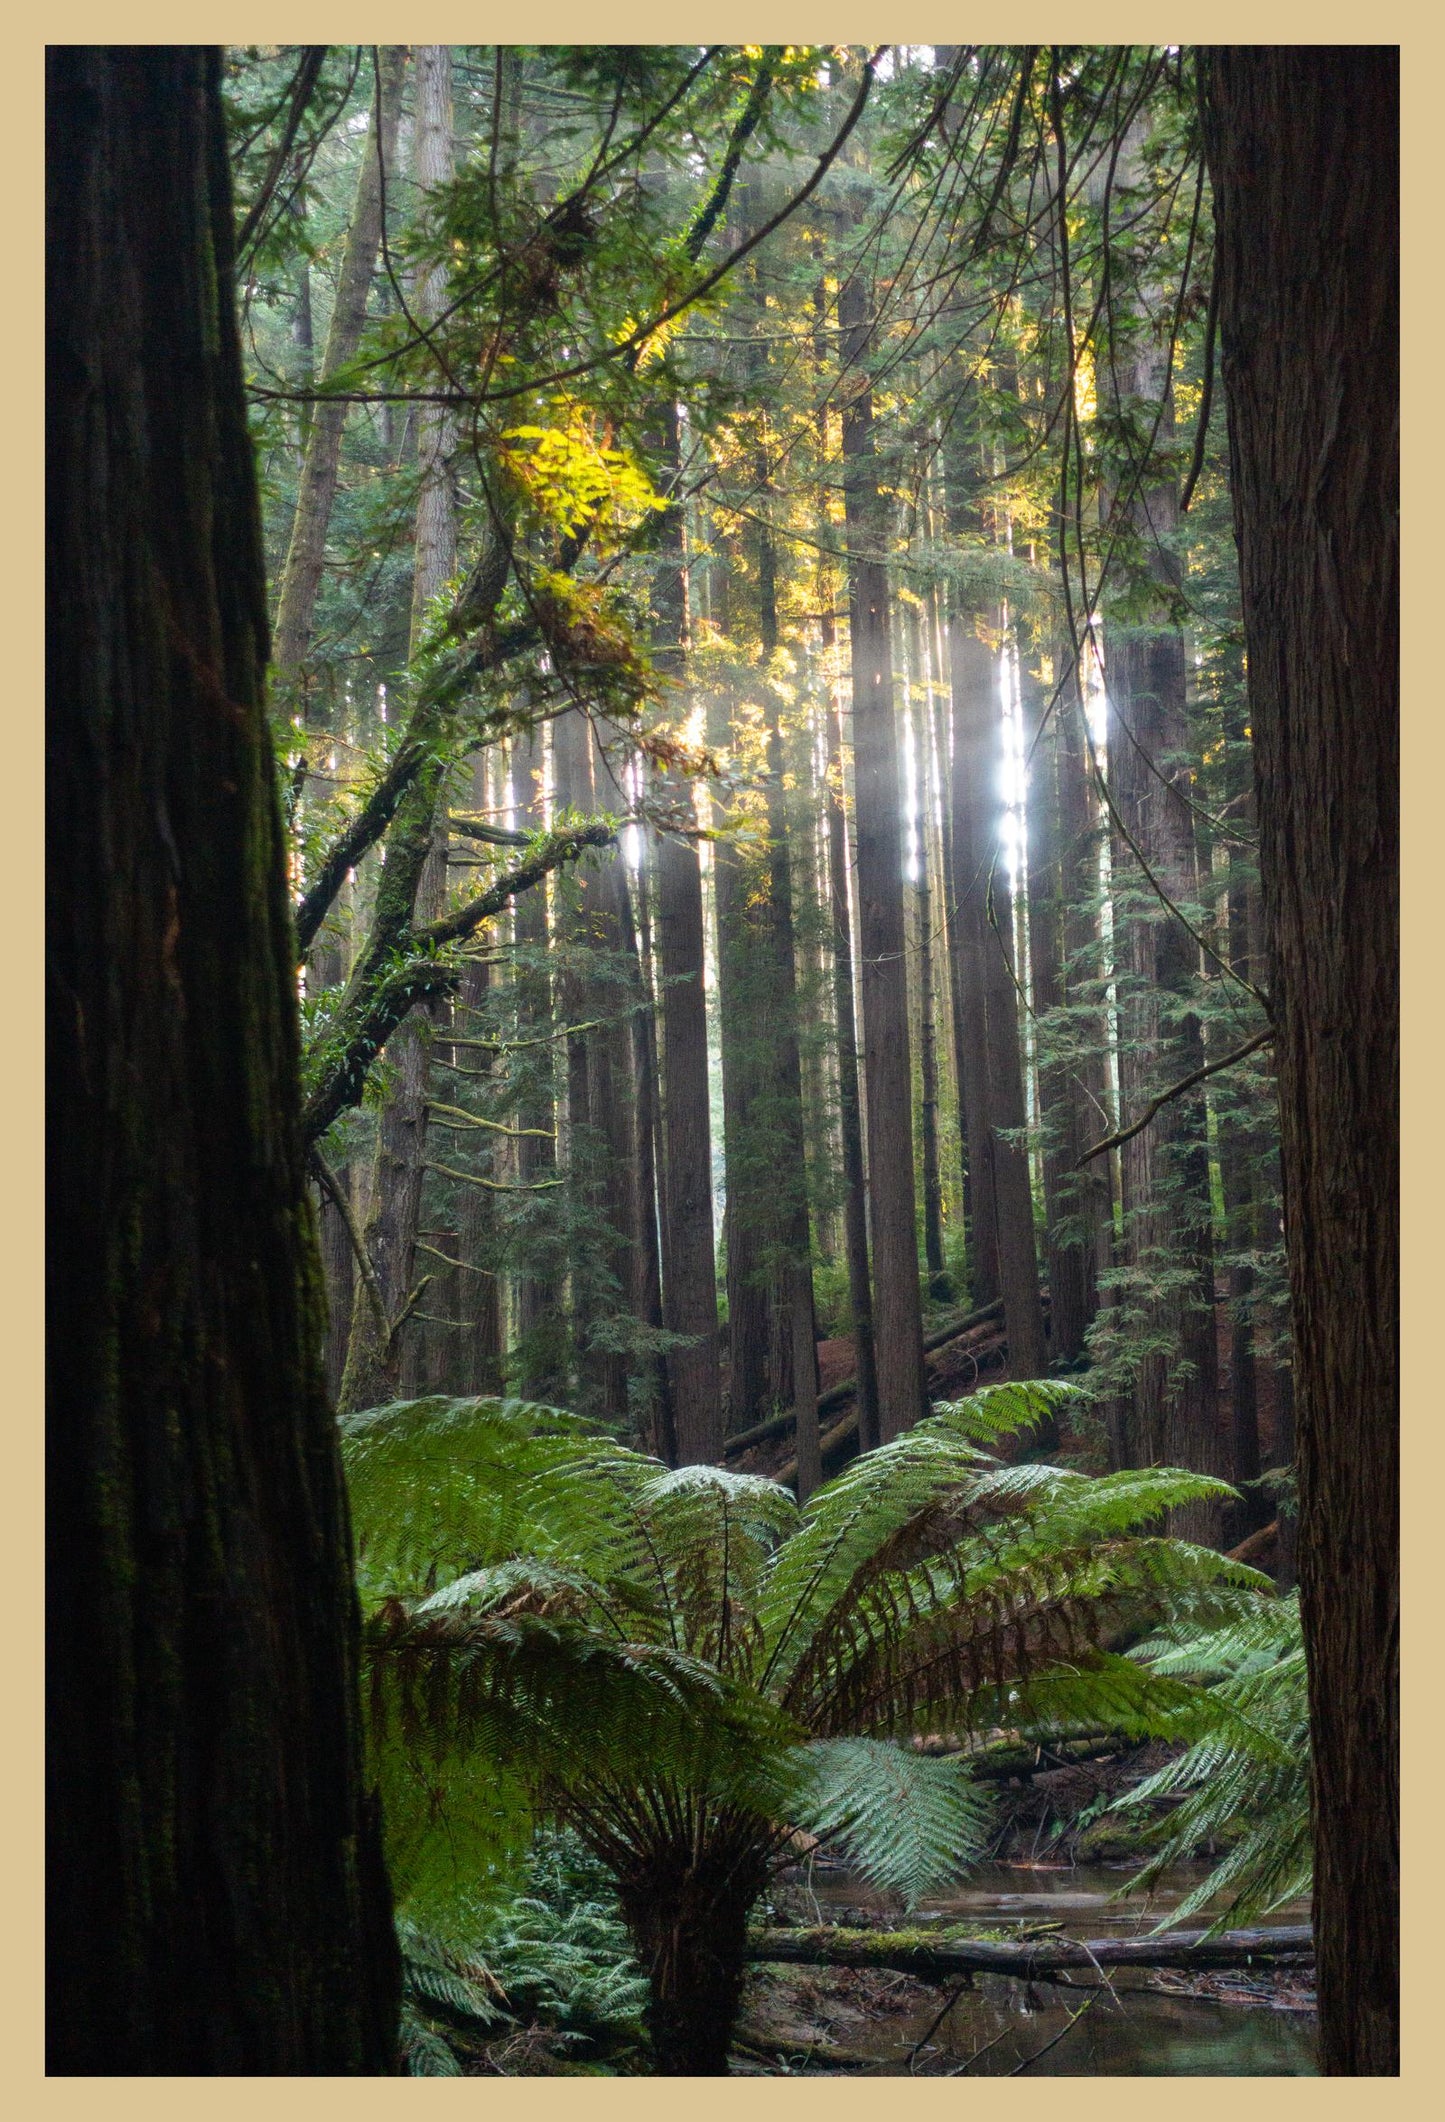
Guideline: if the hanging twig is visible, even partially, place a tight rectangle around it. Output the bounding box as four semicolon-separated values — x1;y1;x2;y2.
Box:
1076;1025;1274;1166
308;1146;387;1332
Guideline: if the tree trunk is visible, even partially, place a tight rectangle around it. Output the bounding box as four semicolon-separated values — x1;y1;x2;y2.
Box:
706;575;772;1431
509;720;565;1397
614;1825;772;2075
904;604;950;1297
340;48;456;1412
839;269;927;1440
1201;44;1398;2076
651;405;723;1461
1024;646;1091;1361
821;602;881;1450
946;585;1047;1373
46;45;398;2072
271;46;406;694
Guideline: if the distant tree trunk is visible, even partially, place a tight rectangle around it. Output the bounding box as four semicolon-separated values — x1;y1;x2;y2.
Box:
1054;631;1114;1349
451;766;504;1398
706;555;773;1431
839;269;927;1440
753;418;820;1467
1202;45;1398;2077
47;45;397;2072
340;46;456;1412
551;703;599;1400
651;406;723;1462
271;45;406;694
1106;610;1223;1530
510;721;564;1397
945;578;1048;1376
1023;643;1102;1363
904;604;950;1298
821;602;881;1450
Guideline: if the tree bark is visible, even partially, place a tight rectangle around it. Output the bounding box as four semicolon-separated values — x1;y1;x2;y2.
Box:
946;593;1048;1374
821;601;881;1450
1201;43;1398;2076
46;45;398;2072
340;47;456;1413
509;720;565;1397
651;406;723;1461
839;269;927;1440
271;47;406;692
904;603;950;1297
1023;646;1098;1363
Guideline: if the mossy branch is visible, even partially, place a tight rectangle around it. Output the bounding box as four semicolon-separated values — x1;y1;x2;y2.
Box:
301;821;615;1146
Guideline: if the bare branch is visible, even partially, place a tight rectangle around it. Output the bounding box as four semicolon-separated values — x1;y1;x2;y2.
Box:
1076;1026;1274;1167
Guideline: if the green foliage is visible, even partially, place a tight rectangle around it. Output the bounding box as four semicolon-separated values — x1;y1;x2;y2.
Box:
780;1737;996;1908
1114;1593;1311;1930
340;1382;1269;1947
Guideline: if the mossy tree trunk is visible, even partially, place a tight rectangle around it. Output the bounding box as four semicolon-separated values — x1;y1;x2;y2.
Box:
46;46;398;2073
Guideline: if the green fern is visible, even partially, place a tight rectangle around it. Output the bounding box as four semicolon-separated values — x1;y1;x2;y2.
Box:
340;1384;1268;2070
1112;1592;1311;1930
778;1737;997;1907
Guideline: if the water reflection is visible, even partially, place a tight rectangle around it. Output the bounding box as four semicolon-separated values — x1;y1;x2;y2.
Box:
778;1860;1318;2076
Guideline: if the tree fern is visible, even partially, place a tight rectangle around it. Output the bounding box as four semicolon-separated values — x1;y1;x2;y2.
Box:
339;1382;1275;2070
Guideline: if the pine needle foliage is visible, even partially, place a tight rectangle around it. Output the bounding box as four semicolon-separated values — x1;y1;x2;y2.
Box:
340;1382;1270;2069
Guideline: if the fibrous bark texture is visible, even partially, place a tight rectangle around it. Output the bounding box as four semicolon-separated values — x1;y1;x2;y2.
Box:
46;45;398;2073
840;271;927;1440
1202;42;1399;2077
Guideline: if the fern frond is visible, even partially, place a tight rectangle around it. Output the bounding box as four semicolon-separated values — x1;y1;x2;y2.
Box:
778;1737;996;1909
1114;1592;1311;1930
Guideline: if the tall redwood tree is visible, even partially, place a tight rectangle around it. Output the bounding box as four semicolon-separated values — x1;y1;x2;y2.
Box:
1202;43;1399;2077
47;47;398;2072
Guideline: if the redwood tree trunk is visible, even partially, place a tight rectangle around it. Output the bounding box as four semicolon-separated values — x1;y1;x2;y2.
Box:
839;270;927;1439
652;408;723;1461
271;46;406;693
1202;43;1398;2077
46;45;397;2072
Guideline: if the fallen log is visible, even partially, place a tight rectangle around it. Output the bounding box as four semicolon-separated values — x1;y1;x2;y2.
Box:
744;1924;1312;1985
774;1341;1008;1488
723;1300;1006;1459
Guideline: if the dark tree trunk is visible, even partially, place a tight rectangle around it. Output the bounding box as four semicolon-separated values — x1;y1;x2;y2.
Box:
1202;44;1398;2076
1107;613;1224;1535
821;604;881;1450
904;606;950;1298
706;597;772;1431
652;407;723;1461
613;1823;772;2076
839;270;927;1440
946;597;1047;1374
509;721;565;1397
1024;647;1093;1361
46;46;398;2072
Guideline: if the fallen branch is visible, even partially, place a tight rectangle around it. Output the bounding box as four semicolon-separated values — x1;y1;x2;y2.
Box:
744;1924;1313;1985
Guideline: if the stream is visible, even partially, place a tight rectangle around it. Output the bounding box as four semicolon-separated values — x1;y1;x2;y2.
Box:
747;1862;1318;2075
